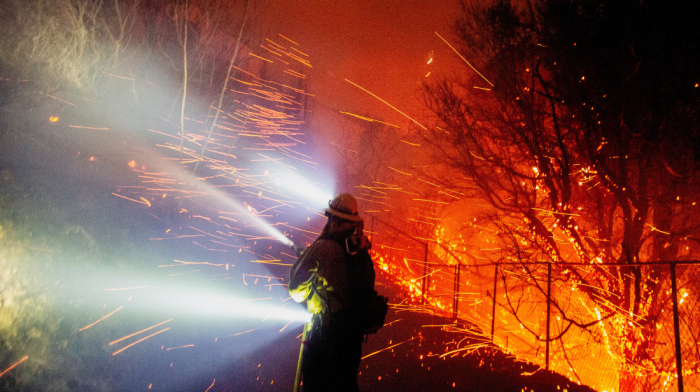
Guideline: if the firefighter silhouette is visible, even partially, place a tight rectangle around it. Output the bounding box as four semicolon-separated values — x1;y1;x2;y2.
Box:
289;193;387;392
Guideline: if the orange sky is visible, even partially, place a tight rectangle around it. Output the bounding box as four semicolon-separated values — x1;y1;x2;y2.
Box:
263;0;462;129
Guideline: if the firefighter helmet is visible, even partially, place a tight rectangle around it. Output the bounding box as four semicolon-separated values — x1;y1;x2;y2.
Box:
325;193;363;222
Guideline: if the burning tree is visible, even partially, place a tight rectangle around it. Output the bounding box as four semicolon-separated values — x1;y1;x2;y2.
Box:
420;0;700;390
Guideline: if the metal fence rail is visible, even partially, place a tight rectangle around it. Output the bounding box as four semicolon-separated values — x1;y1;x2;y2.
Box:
368;216;700;392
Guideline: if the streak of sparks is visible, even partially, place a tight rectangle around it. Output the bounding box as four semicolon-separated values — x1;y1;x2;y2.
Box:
339;111;401;128
79;306;124;331
248;53;274;63
388;167;412;176
149;235;206;240
112;192;149;205
112;328;170;356
102;71;134;81
413;198;450;204
6;241;61;253
435;32;494;87
278;34;299;46
0;355;29;377
68;125;110;130
38;91;76;106
438;342;493;358
344;79;427;130
166;344;194;351
278;320;294;332
109;319;174;346
168;259;223;267
361;336;422;360
222;328;257;337
645;223;671;235
250;260;293;266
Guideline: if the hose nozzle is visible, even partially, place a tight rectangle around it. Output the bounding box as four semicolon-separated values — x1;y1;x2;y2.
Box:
290;243;306;258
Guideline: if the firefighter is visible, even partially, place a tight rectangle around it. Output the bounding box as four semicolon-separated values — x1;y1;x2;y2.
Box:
289;193;377;392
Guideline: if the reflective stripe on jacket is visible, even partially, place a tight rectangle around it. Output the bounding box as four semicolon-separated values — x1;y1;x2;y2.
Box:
289;239;350;314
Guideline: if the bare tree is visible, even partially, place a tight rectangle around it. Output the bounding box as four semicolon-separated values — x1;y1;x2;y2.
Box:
420;0;700;390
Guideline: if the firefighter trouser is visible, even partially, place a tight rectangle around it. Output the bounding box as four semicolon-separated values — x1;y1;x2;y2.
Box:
302;312;363;392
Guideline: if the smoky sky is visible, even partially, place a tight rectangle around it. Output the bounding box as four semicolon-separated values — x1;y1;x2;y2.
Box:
264;0;462;127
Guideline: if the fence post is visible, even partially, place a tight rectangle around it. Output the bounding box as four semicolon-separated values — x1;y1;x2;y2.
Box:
491;264;498;341
421;242;429;305
546;262;551;370
670;262;684;392
453;263;461;320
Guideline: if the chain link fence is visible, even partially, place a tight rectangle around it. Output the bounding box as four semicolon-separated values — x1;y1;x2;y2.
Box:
456;263;700;392
368;217;700;392
655;264;700;392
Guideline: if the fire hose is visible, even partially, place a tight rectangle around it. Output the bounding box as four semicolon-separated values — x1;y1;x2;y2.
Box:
291;243;308;392
293;319;313;392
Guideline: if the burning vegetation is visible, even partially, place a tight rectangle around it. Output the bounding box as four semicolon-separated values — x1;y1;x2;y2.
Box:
1;0;699;391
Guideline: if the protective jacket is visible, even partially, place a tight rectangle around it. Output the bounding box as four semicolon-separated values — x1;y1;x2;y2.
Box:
288;230;375;318
288;222;376;392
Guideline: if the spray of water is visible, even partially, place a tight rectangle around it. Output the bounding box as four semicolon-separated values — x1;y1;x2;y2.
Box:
148;153;335;248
